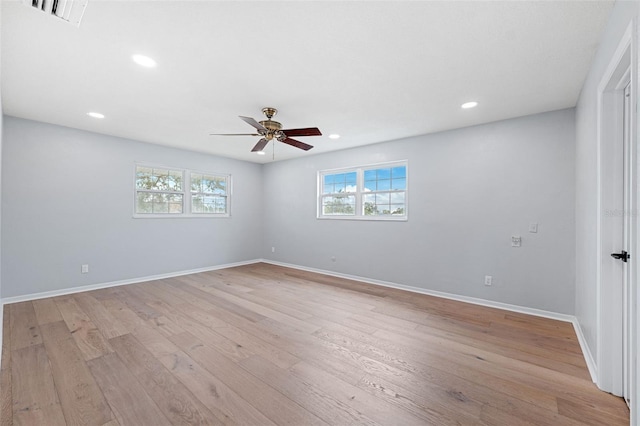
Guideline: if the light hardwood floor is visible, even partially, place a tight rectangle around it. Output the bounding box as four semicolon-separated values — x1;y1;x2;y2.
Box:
0;263;629;425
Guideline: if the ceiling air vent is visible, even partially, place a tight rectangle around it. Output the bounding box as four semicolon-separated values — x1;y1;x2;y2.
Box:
23;0;88;27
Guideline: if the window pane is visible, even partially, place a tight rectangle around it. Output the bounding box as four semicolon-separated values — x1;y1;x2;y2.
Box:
363;201;376;215
192;174;227;196
392;166;406;178
390;192;405;204
324;172;357;194
322;195;355;215
136;167;153;189
213;178;226;195
377;179;391;191
136;192;183;214
136;166;183;191
136;192;153;213
390;205;405;215
191;174;202;192
376;193;391;204
364;169;376;181
334;182;346;193
376;168;391;179
168;171;182;190
192;195;226;214
392;177;406;190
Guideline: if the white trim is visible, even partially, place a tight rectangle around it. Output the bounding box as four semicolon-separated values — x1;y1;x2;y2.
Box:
0;259;261;305
595;20;634;397
262;259;574;321
573;318;599;384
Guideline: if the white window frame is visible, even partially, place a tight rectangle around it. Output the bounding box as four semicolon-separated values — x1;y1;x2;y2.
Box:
133;163;231;218
317;160;408;221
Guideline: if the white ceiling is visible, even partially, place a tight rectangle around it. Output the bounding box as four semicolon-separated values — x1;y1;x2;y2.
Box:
1;0;614;163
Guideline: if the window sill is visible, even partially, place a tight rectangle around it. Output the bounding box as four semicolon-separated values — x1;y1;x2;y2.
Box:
317;215;407;222
132;214;231;219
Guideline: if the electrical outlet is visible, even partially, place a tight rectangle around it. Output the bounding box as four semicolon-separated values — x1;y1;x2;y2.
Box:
511;236;522;247
271;247;275;253
484;275;492;286
529;223;538;233
81;264;89;274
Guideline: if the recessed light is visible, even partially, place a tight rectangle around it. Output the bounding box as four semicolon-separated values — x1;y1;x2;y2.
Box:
461;101;478;109
256;151;266;156
86;112;105;119
132;54;157;68
329;134;340;139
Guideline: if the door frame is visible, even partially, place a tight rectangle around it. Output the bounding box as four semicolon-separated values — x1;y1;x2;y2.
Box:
596;19;636;416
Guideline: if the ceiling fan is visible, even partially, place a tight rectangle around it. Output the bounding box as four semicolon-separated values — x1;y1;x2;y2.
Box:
210;107;322;152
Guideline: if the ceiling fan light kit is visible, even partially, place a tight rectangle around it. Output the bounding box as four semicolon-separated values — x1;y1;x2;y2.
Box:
211;107;322;154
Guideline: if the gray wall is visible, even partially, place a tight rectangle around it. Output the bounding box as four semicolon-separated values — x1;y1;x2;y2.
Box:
1;110;577;315
0;2;3;301
575;0;639;367
262;109;576;314
1;117;263;298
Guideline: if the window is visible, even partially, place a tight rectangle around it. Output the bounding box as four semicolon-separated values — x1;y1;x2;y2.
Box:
190;173;228;214
318;161;407;220
134;164;230;217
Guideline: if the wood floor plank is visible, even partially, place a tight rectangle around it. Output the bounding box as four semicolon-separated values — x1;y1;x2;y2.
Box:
87;353;171;426
315;324;561;410
10;302;42;350
55;297;113;361
109;333;225;425
184;274;314;321
172;278;321;334
158;348;272;426
73;294;129;339
101;298;180;360
39;321;114;425
289;360;427;426
557;397;629;426
11;344;67;426
32;298;64;325
240;355;380;426
357;373;480;425
3;263;629;426
148;300;256;363
169;331;328;426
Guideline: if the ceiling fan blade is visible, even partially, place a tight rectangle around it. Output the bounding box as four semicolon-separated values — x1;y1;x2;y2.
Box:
251;138;269;152
281;137;313;151
210;133;261;136
282;127;322;137
239;116;268;132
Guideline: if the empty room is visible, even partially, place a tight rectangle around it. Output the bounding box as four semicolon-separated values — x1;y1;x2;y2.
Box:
0;1;638;425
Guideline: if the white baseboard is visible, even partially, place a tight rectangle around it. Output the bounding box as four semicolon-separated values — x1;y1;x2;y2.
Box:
0;259;262;306
571;319;598;383
262;259;598;383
